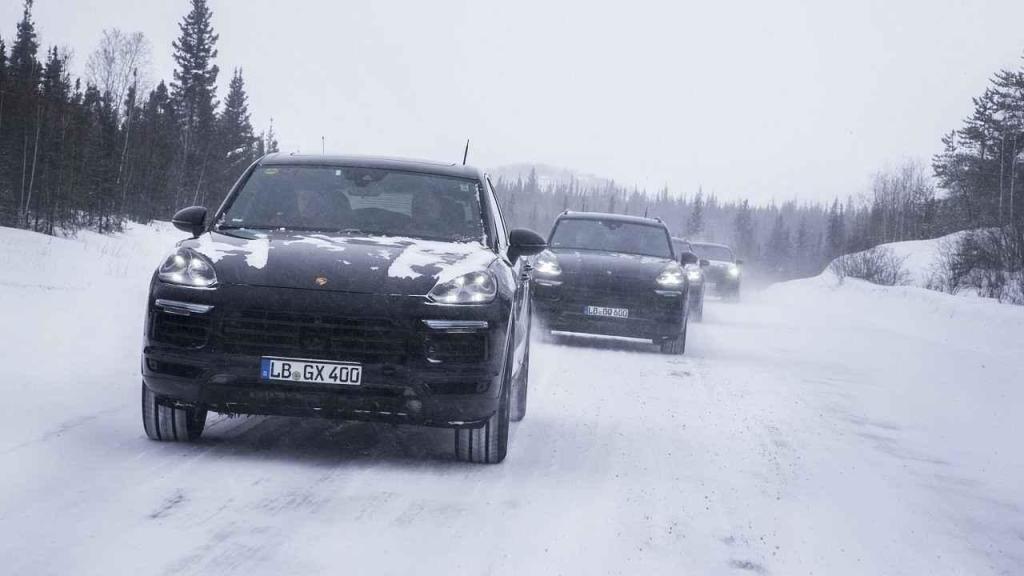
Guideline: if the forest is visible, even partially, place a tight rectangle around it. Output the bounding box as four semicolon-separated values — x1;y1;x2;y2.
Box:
1;0;1021;289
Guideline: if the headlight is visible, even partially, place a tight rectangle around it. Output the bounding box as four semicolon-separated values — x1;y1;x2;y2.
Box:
656;262;686;288
728;264;740;277
158;248;218;288
534;250;561;276
428;271;497;304
686;268;702;282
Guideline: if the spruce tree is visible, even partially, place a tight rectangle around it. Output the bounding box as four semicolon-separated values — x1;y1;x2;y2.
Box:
215;68;256;202
795;215;813;274
0;37;9;218
170;0;220;207
3;1;41;223
0;37;7;97
766;213;791;275
732;199;757;261
8;1;39;91
133;81;179;219
826;199;846;258
687;189;705;238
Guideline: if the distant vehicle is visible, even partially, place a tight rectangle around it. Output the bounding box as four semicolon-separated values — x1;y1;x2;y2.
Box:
688;241;742;300
671;238;708;321
532;211;697;354
140;154;547;464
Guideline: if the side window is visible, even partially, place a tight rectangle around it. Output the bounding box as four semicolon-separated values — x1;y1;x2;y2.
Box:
485;177;508;252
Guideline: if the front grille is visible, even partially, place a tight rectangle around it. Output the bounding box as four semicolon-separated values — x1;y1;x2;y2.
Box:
423;333;488;364
151;310;212;348
557;276;679;318
219;309;409;362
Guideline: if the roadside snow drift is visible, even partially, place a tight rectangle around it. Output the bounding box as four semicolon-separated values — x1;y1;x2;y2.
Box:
1;223;1022;575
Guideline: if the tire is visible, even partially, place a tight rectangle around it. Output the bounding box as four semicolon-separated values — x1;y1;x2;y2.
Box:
142;382;207;442
510;343;529;422
691;290;704;323
660;309;689;355
455;339;513;464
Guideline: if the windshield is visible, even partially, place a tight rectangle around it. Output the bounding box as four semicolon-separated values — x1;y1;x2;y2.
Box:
219;165;486;242
549;219;673;258
691;243;735;262
672;239;692;254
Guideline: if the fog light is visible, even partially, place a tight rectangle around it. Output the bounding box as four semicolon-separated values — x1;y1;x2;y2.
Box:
424;338;442;364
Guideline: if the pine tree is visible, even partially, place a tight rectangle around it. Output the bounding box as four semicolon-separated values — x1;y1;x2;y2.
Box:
214;68;256;204
8;1;39;90
263;117;279;154
2;1;41;223
765;213;791;275
732;199;757;261
130;81;179;219
826;199;846;258
170;0;220;207
794;214;814;274
0;37;9;220
526;167;539;195
687;188;705;238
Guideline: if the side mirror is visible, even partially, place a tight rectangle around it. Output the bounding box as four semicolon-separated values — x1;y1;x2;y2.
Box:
735;259;744;266
508;228;547;263
679;251;699;266
699;258;710;268
172;206;207;238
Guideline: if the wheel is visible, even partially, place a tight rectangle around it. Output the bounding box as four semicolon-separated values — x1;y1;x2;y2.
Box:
510;342;530;422
142;382;207;442
454;335;513;463
659;310;689;355
691;289;704;322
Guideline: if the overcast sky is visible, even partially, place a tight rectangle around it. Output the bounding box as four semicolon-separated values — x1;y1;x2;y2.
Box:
4;0;1024;203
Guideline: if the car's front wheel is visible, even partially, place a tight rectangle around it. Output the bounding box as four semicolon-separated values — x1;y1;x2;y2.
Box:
141;383;207;442
510;342;530;422
691;289;705;322
455;341;512;463
659;310;689;355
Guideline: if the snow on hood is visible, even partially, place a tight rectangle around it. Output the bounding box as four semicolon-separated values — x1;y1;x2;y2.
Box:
192;232;270;270
386;239;484;280
183;230;493;296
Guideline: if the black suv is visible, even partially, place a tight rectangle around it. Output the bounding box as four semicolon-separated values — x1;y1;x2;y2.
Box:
141;154;546;463
688;242;742;301
531;212;697;354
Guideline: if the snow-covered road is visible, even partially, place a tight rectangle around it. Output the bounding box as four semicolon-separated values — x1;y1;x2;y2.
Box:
1;224;1022;575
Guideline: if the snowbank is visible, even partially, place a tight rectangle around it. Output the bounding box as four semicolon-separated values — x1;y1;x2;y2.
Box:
826;232;963;289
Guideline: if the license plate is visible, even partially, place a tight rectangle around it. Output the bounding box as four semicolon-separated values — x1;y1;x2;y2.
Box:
260;357;362;386
584;305;629;318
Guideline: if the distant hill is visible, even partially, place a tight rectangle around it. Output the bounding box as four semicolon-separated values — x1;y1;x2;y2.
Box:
489;163;617;191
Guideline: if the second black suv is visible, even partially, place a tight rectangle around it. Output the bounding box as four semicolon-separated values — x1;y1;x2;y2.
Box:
689;241;742;301
531;212;697;354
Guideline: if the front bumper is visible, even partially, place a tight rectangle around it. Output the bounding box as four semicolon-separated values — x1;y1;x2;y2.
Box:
142;282;511;427
531;279;685;340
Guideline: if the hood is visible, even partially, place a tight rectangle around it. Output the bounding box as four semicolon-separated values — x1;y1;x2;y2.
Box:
181;230;495;296
549;248;674;282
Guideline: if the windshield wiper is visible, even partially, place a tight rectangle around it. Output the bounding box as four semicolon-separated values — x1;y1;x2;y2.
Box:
338;228;385;236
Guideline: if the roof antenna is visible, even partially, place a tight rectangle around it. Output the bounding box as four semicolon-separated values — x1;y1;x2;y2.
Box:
644;205;649;218
462;139;470;165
